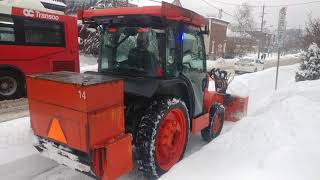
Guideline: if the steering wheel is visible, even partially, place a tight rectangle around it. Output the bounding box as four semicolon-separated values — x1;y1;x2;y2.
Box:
183;50;193;69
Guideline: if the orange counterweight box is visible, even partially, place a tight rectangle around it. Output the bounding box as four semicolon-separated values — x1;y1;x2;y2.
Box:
26;71;133;180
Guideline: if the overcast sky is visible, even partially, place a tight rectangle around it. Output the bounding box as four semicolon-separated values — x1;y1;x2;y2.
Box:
130;0;320;30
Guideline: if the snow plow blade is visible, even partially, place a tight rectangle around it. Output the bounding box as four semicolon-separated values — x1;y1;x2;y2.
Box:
26;71;133;180
34;137;93;176
204;91;249;122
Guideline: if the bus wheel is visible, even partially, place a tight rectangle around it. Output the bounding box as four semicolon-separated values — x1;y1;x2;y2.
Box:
0;71;24;100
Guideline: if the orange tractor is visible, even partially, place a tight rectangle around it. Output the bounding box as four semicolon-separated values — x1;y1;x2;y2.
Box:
27;2;248;180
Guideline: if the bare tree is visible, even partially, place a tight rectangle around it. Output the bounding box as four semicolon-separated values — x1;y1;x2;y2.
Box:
228;2;257;55
232;2;255;35
284;28;305;53
304;17;320;48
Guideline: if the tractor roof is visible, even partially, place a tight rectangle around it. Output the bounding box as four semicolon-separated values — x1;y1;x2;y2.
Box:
79;2;208;27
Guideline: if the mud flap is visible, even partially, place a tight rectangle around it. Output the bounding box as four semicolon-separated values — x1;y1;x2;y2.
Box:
91;134;133;180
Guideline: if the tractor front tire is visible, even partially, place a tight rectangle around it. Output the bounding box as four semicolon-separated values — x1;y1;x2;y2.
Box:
201;104;225;142
136;98;189;178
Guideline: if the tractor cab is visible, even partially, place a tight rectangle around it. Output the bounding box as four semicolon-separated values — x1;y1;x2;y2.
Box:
80;2;209;118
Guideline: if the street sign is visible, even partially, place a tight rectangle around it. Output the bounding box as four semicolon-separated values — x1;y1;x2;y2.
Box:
277;7;287;47
275;7;287;90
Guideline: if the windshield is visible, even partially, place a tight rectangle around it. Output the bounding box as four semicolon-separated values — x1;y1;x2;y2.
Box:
100;27;164;77
240;58;255;63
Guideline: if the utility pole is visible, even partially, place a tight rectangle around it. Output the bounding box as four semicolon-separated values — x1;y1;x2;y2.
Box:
218;9;223;19
258;5;265;59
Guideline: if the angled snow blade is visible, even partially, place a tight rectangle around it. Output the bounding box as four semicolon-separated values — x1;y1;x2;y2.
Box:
34;137;95;178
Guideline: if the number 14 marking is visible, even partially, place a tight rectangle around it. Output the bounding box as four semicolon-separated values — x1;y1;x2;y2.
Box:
78;90;86;100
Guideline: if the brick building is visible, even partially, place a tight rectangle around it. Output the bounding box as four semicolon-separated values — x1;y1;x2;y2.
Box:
170;1;229;59
204;17;229;59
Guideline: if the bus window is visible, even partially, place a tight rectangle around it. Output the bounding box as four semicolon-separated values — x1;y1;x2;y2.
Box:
0;16;15;43
23;19;65;47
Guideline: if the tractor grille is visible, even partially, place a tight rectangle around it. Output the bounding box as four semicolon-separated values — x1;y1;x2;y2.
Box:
53;61;75;72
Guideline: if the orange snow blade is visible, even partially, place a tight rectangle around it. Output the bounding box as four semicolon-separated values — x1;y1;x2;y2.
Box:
48;118;67;144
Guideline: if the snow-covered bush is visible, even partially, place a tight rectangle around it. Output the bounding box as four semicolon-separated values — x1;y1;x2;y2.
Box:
296;43;320;82
79;27;101;56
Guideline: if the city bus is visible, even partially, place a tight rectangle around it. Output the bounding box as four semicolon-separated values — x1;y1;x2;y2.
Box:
0;0;79;100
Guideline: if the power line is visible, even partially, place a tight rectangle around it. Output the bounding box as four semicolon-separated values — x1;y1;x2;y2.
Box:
212;0;261;7
142;0;235;18
199;0;235;18
267;1;320;7
145;0;162;3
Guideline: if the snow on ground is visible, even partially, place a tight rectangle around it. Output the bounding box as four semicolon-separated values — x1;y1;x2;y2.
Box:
0;98;29;123
79;53;301;74
80;54;98;72
0;55;312;180
161;64;320;180
0;117;37;166
227;64;299;114
207;53;302;71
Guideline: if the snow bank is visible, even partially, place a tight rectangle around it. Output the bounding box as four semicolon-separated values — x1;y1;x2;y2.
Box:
0;117;37;165
207;58;238;71
161;64;320;180
80;54;98;73
206;53;302;72
228;64;298;114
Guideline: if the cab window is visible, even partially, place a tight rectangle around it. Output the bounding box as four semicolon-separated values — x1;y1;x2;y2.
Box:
100;27;164;77
182;32;205;72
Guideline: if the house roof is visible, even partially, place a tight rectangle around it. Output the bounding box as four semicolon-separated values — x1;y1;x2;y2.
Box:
207;17;229;26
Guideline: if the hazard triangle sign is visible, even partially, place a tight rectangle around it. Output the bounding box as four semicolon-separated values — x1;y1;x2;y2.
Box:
48;118;67;144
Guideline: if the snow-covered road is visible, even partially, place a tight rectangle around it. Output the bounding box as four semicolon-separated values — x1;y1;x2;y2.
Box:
0;54;302;122
207;53;302;71
0;116;235;180
0;55;312;180
0;98;29;123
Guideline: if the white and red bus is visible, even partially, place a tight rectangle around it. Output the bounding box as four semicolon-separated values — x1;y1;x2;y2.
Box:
0;0;79;100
